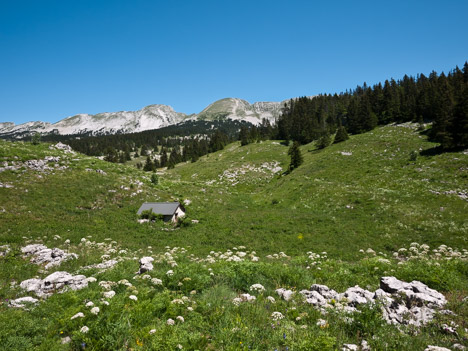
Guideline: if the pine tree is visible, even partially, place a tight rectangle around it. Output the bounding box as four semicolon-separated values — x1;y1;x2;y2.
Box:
160;150;168;168
104;147;118;163
451;87;468;148
316;133;331;149
239;126;250;146
288;141;303;172
151;173;159;185
143;156;155;172
31;132;41;145
334;125;349;143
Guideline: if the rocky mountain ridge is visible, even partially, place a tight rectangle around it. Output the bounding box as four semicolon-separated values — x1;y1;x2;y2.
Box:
0;97;293;138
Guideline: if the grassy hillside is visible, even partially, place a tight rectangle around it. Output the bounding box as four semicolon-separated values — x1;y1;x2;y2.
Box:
161;123;467;258
0;124;467;350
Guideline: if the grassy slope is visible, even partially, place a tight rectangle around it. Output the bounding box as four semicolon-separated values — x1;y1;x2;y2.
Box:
161;124;467;259
1;124;467;259
0;124;467;350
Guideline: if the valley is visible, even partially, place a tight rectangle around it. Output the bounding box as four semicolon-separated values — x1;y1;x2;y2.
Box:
0;123;467;350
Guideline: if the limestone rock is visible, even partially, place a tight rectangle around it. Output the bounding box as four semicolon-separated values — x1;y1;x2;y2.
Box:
0;245;10;257
81;259;119;271
276;288;294;301
309;284;339;299
300;290;327;306
19;271;89;297
342;286;374;306
9;296;39;308
380;276;446;308
291;276;449;328
21;244;78;269
138;257;154;274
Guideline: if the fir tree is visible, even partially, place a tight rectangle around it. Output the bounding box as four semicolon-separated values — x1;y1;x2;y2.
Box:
288;141;303;172
143;156;155;172
334;125;349;143
451;88;468;148
31;132;41;145
316;133;331;149
239;126;249;146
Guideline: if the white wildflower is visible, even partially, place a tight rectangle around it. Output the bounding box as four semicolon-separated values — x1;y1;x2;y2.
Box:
240;293;256;302
90;307;100;315
266;296;276;303
249;284;265;293
102;290;116;299
80;326;89;333
167;318;175;325
151;278;163;285
316;319;328;327
176;316;185;323
271;312;284;321
166;270;174;276
85;301;94;307
149;329;156;335
129;295;138;301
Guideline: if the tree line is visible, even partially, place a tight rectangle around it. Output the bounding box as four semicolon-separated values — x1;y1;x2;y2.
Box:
274;62;468;149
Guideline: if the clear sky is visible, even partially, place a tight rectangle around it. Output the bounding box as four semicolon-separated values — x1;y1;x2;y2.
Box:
1;0;468;124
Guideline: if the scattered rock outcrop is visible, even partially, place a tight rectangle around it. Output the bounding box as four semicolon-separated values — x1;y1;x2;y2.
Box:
0;244;10;257
1;156;68;173
9;296;39;308
424;346;451;351
283;277;448;328
20;271;91;297
138;257;154;274
22;244;78;269
49;142;75;154
275;288;295;301
81;259;119;272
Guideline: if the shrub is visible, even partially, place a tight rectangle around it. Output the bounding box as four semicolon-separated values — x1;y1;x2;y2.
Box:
139;210;164;221
151;173;159;185
31;133;41;145
409;150;418;161
317;133;332;149
334;126;349;143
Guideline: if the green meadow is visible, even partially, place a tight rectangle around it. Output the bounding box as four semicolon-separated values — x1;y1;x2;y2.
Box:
0;124;467;350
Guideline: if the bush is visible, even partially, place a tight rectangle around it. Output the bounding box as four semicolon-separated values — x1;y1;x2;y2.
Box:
139;210;164;221
288;142;303;172
31;133;41;145
334;126;349;143
151;173;159;185
317;134;332;149
409;150;418;161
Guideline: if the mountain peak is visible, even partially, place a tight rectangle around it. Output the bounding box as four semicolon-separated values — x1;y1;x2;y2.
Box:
0;97;294;138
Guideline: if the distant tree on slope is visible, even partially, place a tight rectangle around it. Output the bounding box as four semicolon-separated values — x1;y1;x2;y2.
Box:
334;125;349;143
288;141;303;172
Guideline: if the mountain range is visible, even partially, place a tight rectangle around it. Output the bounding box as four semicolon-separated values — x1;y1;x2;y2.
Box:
0;98;290;138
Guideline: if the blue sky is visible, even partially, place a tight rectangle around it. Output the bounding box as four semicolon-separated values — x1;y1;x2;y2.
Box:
1;0;467;124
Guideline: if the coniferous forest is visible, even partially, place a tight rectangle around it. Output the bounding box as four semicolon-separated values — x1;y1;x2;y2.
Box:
276;62;468;149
